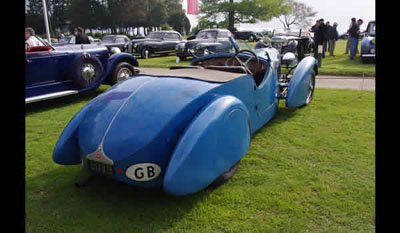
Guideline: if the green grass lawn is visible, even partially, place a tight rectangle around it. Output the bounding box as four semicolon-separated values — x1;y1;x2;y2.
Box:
26;86;375;232
135;39;375;77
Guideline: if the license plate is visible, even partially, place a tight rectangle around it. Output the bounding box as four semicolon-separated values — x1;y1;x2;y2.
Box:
87;159;114;177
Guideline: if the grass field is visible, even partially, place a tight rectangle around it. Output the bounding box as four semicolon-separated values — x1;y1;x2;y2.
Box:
26;86;375;232
135;39;375;77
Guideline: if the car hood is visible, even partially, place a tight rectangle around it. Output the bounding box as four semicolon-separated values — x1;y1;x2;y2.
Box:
185;39;217;48
54;44;108;52
130;38;160;44
78;75;220;163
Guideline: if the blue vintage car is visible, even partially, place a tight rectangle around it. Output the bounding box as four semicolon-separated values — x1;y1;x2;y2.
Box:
53;38;318;196
360;21;375;63
25;36;139;104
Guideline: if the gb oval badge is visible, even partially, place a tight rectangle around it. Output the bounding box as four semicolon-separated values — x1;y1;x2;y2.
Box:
126;163;161;182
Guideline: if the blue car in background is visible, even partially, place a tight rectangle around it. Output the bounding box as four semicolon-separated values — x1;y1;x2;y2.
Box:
25;36;139;104
53;37;318;196
361;21;375;63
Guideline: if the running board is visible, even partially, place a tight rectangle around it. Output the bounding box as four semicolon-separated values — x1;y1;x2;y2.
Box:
25;90;79;104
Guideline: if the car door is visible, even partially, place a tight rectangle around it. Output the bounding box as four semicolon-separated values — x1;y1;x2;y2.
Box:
26;47;72;97
162;33;182;52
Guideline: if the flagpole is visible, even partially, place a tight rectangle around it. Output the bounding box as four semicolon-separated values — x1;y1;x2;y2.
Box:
42;0;51;45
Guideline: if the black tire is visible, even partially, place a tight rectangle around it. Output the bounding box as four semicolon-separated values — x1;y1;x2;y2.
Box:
70;55;104;89
208;161;240;188
301;70;316;107
109;62;136;85
141;47;151;58
248;35;255;42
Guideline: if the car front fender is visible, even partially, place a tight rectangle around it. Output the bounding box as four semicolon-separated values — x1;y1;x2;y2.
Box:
105;52;139;76
163;95;251;196
286;56;317;107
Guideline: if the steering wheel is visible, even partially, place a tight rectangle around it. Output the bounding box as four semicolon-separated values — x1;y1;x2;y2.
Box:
229;49;259;75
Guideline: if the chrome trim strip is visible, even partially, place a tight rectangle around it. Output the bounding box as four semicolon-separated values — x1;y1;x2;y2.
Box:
25;90;79;104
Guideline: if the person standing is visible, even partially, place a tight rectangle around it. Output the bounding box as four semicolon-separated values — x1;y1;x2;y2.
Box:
328;22;339;56
323;21;331;58
312;19;327;67
345;18;356;54
349;19;363;60
75;27;91;44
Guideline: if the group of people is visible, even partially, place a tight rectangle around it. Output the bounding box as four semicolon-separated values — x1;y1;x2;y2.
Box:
25;26;91;51
310;18;339;67
310;17;364;67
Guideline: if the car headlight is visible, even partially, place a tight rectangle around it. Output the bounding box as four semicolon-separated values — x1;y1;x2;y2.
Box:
110;47;121;54
371;39;376;45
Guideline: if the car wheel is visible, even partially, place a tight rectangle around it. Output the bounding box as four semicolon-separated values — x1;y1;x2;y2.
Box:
141;47;151;58
248;35;255;42
109;62;136;85
178;55;187;61
301;70;316;107
70;55;104;89
208;161;240;188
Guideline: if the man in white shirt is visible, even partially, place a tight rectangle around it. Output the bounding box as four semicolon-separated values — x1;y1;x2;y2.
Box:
25;27;44;51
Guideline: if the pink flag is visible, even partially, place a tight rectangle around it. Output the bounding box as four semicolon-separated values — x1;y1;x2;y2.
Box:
187;0;198;15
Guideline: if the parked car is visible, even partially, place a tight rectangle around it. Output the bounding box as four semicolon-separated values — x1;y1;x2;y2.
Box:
25;35;139;104
186;29;201;40
125;31;184;58
175;29;235;60
270;28;314;64
53;37;318;196
231;29;263;42
100;35;131;52
52;35;99;46
360;21;375;63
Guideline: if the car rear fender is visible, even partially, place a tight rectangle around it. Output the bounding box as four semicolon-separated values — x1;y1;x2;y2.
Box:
53;104;91;165
163;95;251;196
286;56;317;107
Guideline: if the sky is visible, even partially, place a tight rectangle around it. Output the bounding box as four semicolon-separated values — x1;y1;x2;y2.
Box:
183;0;376;34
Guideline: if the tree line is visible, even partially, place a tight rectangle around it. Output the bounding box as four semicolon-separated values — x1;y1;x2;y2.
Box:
25;0;191;37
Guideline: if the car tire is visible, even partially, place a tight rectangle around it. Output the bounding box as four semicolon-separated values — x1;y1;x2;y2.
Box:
141;47;151;58
109;62;136;85
248;35;255;42
208;161;240;188
301;70;316;107
70;55;104;89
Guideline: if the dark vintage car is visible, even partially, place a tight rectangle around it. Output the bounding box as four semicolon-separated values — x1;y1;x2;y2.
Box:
231;29;263;42
25;35;139;104
269;28;314;64
99;35;131;53
125;31;184;58
175;29;235;60
360;21;375;63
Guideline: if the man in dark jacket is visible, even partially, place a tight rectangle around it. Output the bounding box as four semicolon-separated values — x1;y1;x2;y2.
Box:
311;18;327;67
75;27;91;44
349;19;363;60
328;22;339;56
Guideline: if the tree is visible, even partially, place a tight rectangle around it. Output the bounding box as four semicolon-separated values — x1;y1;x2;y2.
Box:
199;0;292;30
278;0;317;29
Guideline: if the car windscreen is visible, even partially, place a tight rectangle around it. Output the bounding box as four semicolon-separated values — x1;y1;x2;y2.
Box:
368;22;376;36
58;37;72;43
196;31;217;39
102;36;115;42
147;32;164;39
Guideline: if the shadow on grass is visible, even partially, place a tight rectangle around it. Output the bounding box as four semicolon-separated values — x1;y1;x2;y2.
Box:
27;166;211;231
25;87;108;116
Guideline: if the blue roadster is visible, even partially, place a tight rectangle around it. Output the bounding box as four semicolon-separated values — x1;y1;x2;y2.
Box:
25;36;138;104
53;38;318;196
